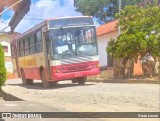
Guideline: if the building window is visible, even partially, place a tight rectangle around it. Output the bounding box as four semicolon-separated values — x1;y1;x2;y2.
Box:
35;30;43;52
2;46;8;53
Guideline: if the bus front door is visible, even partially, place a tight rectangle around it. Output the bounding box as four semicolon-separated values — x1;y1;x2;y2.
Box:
44;32;52;80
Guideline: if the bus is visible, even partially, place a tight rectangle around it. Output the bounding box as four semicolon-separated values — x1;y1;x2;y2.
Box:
11;16;100;87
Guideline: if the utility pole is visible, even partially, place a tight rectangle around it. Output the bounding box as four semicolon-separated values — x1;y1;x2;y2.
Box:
118;0;121;35
119;0;121;14
0;0;23;33
0;0;23;16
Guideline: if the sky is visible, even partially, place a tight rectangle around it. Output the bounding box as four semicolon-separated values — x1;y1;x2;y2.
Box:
0;0;83;33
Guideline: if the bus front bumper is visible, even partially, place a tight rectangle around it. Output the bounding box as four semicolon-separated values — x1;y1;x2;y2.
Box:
51;68;100;81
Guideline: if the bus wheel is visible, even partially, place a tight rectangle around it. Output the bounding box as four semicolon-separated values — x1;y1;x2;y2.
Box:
41;70;52;88
77;77;87;85
21;71;33;85
71;79;78;83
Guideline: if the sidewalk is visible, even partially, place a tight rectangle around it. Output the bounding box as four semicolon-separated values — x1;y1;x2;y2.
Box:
0;97;64;112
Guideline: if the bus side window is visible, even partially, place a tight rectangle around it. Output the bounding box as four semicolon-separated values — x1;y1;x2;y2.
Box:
19;39;24;56
45;33;49;54
24;37;29;55
29;34;36;54
35;30;43;53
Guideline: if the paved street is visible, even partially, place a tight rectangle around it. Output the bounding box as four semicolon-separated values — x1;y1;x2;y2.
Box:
0;79;160;121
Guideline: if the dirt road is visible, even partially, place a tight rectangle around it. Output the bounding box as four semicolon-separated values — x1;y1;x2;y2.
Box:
1;79;159;121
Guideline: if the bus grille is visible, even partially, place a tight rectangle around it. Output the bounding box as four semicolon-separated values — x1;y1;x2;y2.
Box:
66;64;88;72
61;56;92;65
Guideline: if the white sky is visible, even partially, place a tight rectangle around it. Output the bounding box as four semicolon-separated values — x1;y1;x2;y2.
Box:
0;0;82;33
15;0;82;33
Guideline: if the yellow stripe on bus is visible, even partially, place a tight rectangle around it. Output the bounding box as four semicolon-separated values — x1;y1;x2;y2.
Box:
19;59;37;67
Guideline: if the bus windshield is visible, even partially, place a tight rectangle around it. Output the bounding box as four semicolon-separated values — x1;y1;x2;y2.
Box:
49;26;98;59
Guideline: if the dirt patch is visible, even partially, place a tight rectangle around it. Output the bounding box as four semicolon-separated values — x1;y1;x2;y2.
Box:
87;77;160;84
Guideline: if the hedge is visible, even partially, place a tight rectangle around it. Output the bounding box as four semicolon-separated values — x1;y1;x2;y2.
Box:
0;44;6;91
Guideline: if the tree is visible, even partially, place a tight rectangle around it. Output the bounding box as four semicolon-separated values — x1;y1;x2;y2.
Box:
107;5;160;60
73;0;156;24
0;44;6;91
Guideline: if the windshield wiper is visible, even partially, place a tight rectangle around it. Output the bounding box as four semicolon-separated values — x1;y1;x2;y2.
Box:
60;27;66;35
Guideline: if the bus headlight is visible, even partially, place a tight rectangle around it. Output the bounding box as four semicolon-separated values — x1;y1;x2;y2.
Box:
89;65;93;69
96;63;99;68
53;68;60;73
53;67;65;73
89;63;99;69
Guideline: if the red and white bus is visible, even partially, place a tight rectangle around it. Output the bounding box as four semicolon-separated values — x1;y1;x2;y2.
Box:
11;16;100;87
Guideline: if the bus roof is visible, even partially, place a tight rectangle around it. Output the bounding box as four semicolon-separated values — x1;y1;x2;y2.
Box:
46;16;93;21
13;16;93;41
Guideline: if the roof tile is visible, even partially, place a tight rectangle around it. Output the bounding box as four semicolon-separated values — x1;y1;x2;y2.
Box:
96;20;118;36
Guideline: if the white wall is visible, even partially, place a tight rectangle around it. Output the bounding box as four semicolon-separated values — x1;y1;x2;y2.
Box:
0;34;12;57
97;31;119;67
0;40;11;56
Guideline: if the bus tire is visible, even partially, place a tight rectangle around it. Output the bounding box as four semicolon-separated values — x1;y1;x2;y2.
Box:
21;71;33;85
41;70;52;88
77;77;87;85
71;79;78;83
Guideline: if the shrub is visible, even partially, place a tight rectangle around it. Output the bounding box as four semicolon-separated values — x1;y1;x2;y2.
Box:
0;44;6;90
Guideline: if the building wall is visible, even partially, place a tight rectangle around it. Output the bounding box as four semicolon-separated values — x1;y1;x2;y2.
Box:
0;34;14;79
0;34;12;56
97;31;119;67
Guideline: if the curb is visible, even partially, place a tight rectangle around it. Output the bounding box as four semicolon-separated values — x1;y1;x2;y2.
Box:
87;79;160;84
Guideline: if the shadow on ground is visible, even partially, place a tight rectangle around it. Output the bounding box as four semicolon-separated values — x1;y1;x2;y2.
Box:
2;91;24;101
7;83;95;90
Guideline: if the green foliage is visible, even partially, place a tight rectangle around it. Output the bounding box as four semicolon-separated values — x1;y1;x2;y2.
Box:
74;0;149;24
0;44;6;90
107;5;160;59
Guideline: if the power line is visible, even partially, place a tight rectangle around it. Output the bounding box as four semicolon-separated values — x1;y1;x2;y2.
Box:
0;0;23;16
0;25;9;33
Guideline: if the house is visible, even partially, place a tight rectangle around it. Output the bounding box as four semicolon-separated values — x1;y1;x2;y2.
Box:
96;20;143;79
96;20;119;68
0;32;19;79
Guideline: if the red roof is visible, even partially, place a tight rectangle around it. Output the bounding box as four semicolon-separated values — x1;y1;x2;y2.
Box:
96;20;118;36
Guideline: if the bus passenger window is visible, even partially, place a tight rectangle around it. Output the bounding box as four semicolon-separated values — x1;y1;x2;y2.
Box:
19;40;24;56
35;31;43;52
29;34;36;54
24;37;29;55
